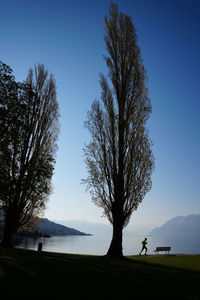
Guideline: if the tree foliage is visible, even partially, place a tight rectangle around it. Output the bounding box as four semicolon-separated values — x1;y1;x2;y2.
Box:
0;62;60;246
83;3;154;257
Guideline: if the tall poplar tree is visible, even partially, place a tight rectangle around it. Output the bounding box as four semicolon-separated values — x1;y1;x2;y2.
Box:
0;62;60;246
83;3;154;257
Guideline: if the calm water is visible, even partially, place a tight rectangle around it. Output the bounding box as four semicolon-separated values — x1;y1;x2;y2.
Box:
14;232;200;255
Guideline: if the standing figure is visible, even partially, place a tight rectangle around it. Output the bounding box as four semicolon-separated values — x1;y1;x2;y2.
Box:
139;238;148;255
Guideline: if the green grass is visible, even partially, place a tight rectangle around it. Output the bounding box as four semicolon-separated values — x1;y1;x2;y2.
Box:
0;247;200;299
131;254;200;272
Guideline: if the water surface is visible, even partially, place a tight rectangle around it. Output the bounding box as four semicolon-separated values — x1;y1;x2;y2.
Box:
14;232;200;255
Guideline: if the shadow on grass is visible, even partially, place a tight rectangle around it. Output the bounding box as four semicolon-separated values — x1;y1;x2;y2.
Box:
0;247;200;299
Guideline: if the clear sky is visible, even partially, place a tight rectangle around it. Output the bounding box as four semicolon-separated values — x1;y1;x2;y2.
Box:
1;0;200;226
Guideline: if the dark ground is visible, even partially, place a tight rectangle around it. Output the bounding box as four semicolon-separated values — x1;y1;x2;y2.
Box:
0;247;200;299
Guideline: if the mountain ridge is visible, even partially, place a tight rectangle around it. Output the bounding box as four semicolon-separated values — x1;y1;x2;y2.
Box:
37;218;91;236
0;217;91;238
150;214;200;237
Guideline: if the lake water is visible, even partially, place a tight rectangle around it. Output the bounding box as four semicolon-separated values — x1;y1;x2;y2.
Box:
14;232;200;255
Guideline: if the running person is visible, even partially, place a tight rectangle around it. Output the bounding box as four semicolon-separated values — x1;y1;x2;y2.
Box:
139;237;148;255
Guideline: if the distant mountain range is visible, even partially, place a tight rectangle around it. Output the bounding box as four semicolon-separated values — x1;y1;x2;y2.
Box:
55;219;156;236
1;214;199;240
0;218;91;238
55;220;112;236
56;215;200;238
150;214;200;237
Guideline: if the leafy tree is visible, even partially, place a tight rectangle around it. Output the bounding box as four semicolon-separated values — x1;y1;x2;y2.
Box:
83;4;154;257
0;62;60;246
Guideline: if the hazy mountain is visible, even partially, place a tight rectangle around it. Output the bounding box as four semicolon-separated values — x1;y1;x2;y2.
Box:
37;218;91;236
54;220;155;237
53;220;112;237
124;224;156;236
150;214;200;237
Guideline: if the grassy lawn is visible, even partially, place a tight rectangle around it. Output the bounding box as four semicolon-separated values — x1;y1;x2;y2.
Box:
131;254;200;272
0;247;200;299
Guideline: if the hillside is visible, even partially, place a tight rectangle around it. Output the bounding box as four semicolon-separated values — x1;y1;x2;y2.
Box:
37;218;91;236
0;218;91;238
150;214;200;237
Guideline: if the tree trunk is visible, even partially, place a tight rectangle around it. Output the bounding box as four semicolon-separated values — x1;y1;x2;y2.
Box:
1;222;16;247
107;215;123;258
1;211;18;247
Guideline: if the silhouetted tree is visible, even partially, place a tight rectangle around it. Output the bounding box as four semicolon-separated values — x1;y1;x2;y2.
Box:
0;62;60;246
83;4;154;257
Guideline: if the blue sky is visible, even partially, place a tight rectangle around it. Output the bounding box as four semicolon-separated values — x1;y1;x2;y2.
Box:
1;0;199;226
